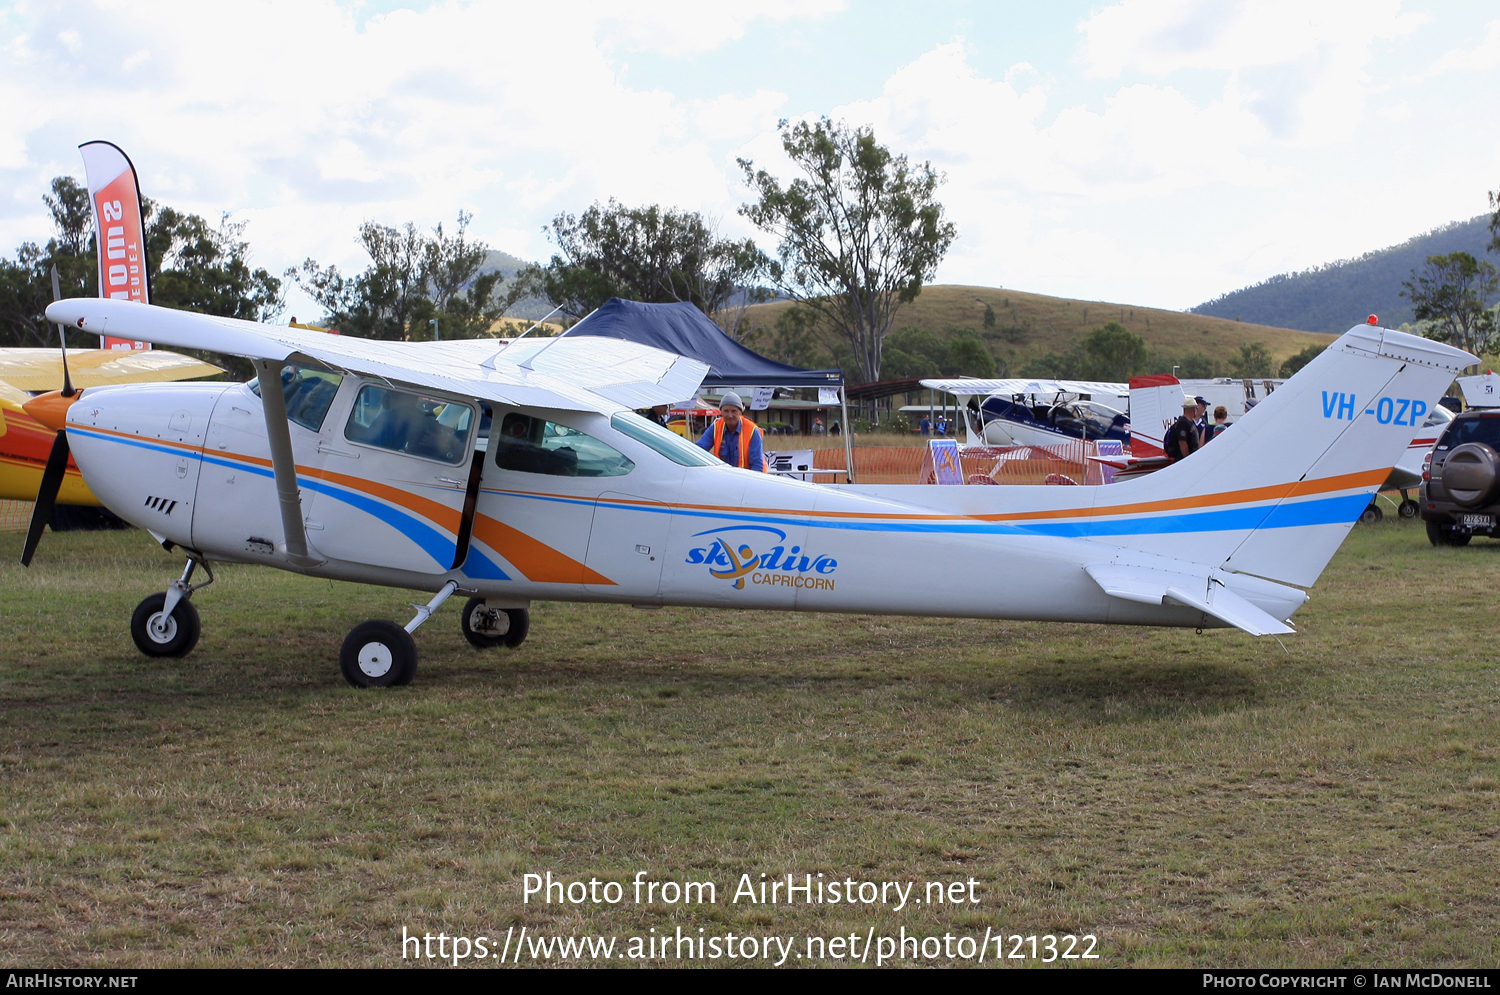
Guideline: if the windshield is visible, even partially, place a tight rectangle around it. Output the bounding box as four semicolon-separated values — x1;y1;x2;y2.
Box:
248;362;345;432
610;411;720;467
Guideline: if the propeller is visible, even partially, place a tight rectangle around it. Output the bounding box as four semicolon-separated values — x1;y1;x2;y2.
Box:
20;267;80;566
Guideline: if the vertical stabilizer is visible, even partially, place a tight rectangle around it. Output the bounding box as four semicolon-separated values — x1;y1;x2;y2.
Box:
1084;325;1474;587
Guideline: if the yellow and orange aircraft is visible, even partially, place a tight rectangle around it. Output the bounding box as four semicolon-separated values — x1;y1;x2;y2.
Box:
0;348;221;506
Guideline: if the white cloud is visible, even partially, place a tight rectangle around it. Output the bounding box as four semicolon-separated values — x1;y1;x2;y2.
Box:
1423;19;1500;76
1079;0;1425;144
0;0;836;315
0;0;1491;320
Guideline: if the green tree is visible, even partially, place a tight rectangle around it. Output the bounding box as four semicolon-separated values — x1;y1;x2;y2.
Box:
882;326;945;379
1075;322;1147;381
1278;343;1327;378
1150;351;1217;379
1489;186;1499;257
739;118;956;384
149;209;284;322
1228;341;1275;378
291;212;523;340
1017;352;1074;379
758;305;828;369
0;176;282;349
1401;251;1498;359
529;200;769;322
983;303;995;329
944;328;997;378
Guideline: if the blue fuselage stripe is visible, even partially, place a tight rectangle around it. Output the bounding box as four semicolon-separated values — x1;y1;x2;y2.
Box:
485;487;1372;537
71;429;509;579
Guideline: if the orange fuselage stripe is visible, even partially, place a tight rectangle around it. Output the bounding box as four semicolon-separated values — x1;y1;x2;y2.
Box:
75;425;609;583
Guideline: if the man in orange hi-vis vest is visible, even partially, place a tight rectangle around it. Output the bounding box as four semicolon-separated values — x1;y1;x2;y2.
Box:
695;391;766;471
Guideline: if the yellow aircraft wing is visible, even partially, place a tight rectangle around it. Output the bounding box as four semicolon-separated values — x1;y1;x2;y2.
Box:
0;348;222;392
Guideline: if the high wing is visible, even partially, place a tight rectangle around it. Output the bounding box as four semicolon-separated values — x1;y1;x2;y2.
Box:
44;299;709;413
0;347;222;392
919;376;1128;398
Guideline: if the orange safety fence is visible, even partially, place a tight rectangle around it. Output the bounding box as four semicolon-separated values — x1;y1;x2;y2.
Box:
812;442;1106;486
0;500;32;533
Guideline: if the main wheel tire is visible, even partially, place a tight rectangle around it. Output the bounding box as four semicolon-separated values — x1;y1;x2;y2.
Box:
1360;503;1383;524
340;620;418;688
1426;520;1472;547
460;597;506;648
502;608;529;648
130;592;201;658
1399;499;1419;519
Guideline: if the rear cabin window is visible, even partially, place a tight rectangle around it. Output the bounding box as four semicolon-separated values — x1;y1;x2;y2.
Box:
491;413;633;477
1441;415;1500;449
248;363;344;432
343;385;474;464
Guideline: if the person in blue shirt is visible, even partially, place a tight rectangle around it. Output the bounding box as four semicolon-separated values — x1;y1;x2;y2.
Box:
696;391;766;471
919;415;931;435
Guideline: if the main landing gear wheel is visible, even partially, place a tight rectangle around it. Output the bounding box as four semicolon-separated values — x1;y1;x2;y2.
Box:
1399;499;1420;519
1359;503;1384;524
460;597;529;649
130;592;201;658
340;620;418;688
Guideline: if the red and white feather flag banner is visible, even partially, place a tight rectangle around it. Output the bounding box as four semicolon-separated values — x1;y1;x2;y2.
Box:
79;140;151;350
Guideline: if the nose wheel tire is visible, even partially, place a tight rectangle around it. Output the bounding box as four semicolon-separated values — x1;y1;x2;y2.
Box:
340;620;418;687
130;592;201;658
460;598;529;649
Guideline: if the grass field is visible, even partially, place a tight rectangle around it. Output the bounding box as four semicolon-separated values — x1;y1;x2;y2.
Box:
741;284;1336;373
1;521;1497;968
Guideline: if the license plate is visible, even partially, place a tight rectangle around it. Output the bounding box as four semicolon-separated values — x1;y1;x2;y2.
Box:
1461;513;1494;528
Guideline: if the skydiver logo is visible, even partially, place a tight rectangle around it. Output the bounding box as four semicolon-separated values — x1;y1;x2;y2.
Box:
684;526;837;590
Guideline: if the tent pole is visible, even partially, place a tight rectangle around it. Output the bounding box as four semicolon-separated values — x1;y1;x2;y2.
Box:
840;386;855;484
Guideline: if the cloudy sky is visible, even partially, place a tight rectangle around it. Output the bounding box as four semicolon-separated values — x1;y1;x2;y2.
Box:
2;0;1497;319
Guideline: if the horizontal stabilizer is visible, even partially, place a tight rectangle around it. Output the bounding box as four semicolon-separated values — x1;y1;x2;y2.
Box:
1084;563;1294;636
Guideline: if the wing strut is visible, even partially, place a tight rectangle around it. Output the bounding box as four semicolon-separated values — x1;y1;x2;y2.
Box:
450;442;488;571
251;359;322;568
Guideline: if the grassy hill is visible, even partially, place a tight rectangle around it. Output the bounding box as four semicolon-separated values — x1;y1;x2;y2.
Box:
738;284;1334;381
1191;215;1498;334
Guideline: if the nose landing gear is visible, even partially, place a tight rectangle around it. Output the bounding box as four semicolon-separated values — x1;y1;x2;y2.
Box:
130;557;212;658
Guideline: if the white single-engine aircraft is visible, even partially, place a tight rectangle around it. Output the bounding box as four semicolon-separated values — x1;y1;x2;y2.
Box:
22;297;1474;688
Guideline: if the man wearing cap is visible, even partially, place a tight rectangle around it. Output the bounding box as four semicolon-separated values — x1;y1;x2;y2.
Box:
1165;398;1201;462
1194;395;1210;445
697;391;766;471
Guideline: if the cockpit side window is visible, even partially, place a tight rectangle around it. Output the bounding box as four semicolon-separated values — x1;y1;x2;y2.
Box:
248;363;345;432
343;384;474;464
492;412;634;477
